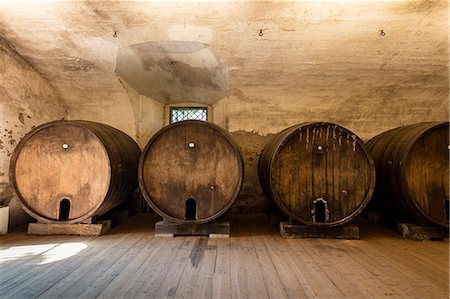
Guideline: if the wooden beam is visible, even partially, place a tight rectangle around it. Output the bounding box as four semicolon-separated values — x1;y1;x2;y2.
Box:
155;220;230;238
279;222;359;239
27;220;111;236
398;223;449;241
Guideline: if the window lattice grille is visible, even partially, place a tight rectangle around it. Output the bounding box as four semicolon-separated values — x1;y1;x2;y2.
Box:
170;107;208;124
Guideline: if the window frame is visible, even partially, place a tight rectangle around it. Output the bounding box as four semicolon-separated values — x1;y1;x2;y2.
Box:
164;103;212;125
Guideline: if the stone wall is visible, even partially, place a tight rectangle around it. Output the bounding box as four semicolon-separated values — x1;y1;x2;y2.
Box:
0;37;67;227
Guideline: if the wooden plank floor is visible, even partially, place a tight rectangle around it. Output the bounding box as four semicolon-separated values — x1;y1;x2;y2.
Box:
0;214;448;299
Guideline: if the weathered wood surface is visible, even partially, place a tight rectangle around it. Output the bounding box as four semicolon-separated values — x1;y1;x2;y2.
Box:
155;220;230;238
367;122;449;228
398;223;449;241
9;120;140;224
259;122;375;227
280;222;359;239
139;120;244;224
27;220;111;236
0;214;448;298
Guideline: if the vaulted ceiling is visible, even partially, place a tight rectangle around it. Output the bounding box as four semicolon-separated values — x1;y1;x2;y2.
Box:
0;0;448;134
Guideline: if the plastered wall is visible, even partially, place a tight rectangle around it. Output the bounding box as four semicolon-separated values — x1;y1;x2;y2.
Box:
0;37;67;227
121;79;165;148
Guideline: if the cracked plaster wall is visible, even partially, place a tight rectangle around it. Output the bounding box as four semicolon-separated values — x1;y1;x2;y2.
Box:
0;37;67;227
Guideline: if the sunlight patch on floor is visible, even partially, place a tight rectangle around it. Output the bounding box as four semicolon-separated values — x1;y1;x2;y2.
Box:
1;242;87;264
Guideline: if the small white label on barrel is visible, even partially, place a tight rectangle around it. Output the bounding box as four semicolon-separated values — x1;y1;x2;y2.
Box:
62;143;69;149
188;142;195;148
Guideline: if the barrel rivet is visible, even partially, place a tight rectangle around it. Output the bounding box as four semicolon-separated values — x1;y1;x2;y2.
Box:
448;145;450;150
317;145;323;151
210;185;215;190
62;143;69;149
188;142;195;148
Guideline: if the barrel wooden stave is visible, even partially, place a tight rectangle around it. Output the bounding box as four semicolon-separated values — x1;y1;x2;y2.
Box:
259;122;376;227
81;121;140;216
367;122;449;227
139;120;244;224
9;120;140;224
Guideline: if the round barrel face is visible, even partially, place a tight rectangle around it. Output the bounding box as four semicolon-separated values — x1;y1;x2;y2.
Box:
140;121;243;223
12;123;111;222
270;124;374;226
405;124;449;226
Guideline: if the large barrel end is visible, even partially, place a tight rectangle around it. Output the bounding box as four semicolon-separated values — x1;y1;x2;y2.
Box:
259;122;375;227
139;120;244;224
9;120;140;224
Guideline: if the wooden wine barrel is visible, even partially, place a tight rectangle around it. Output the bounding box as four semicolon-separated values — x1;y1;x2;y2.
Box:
259;122;376;227
367;122;449;228
139;120;244;224
9;120;140;224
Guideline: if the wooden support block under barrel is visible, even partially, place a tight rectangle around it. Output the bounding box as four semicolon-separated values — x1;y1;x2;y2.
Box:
398;223;449;241
27;219;111;236
155;220;230;238
279;222;359;239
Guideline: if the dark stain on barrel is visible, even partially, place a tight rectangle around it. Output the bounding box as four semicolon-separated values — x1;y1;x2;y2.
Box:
77;183;91;198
